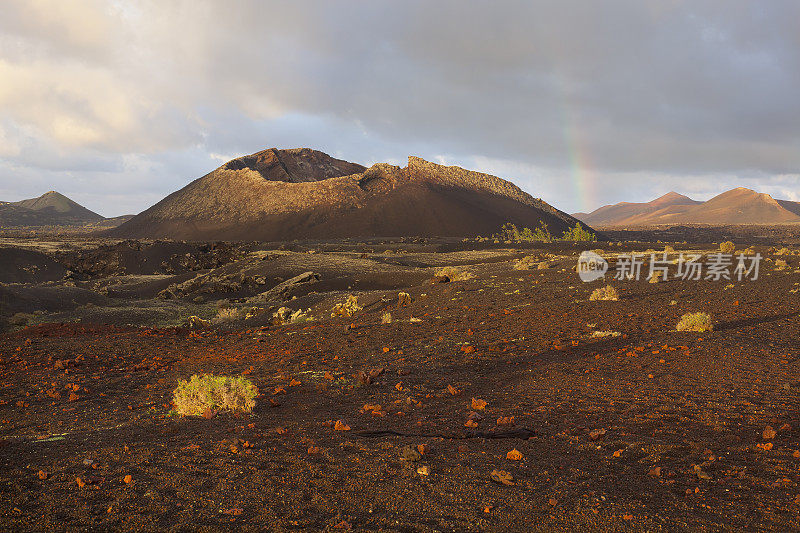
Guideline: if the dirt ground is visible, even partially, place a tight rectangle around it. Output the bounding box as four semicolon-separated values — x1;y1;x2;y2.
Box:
2;233;800;531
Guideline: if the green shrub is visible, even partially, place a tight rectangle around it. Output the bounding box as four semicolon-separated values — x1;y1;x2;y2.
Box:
173;374;258;416
562;223;597;242
676;312;713;332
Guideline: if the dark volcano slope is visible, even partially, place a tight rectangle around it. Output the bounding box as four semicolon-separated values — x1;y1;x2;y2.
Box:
111;148;590;241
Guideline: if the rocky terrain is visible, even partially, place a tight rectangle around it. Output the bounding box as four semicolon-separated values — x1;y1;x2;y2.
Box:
576;188;800;227
1;231;800;531
110;148;585;241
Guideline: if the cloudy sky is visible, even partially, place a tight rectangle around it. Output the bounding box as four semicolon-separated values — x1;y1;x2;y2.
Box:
1;0;799;216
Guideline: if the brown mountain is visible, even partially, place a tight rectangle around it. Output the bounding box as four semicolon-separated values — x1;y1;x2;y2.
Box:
576;187;800;226
110;147;587;241
0;191;103;227
574;191;700;226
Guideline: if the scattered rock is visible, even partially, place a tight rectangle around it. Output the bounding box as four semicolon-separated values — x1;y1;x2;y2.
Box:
471;398;487;411
588;428;606;441
490;470;515;486
506;449;523;461
400;445;422;462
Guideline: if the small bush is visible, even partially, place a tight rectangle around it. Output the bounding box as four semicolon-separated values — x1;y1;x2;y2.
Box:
184;316;210;329
775;259;788;270
332;295;363;317
590;285;619;301
648;271;664;284
719;241;735;254
435;266;474;281
397;292;412;307
173;374;258;416
273;306;310;324
591;330;621;338
663;245;675;254
381;311;392;324
513;256;538;270
676;312;713;332
775;247;791;256
214;307;240;323
562;223;597;242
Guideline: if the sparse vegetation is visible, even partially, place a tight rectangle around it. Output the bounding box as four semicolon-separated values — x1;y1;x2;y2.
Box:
434;266;474;281
491;221;595;243
590;285;619;301
398;292;412;307
172;374;258;416
775;247;791;256
184;316;211;329
591;330;621;338
273;306;310;324
513;256;538;270
332;295;363;317
676;312;714;332
720;241;736;254
213;307;240;323
561;222;597;242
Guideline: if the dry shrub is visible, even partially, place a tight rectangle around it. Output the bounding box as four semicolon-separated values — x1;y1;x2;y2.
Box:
244;306;268;320
434;266;474;281
663;245;675;254
648;271;664;284
513;256;538;270
214;307;240;323
719;241;735;254
775;247;791;256
537;261;551;270
381;311;392;324
398;292;412;307
775;259;788;270
676;312;713;332
590;285;619;301
273;307;310;324
173;374;258;416
184;316;210;329
591;330;621;338
332;295;363;317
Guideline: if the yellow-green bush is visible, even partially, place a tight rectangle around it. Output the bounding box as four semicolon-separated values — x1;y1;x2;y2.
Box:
589;285;619;301
676;312;713;332
173;374;258;416
435;266;474;281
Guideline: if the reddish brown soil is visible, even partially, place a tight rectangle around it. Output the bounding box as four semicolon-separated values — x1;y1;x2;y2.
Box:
2;245;800;531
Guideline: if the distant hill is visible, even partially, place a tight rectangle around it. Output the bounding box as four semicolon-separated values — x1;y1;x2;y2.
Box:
0;191;104;227
110;147;590;241
575;188;800;226
574;192;700;226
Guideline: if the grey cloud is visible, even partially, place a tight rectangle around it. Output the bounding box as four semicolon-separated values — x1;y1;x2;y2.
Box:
0;0;799;215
